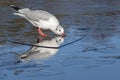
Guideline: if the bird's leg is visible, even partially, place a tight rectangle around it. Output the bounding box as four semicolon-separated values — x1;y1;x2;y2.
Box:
37;37;44;43
37;27;48;37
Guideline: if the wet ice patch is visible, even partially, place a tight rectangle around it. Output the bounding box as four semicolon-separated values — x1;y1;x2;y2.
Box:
1;62;51;77
95;47;120;54
60;56;115;67
0;52;19;67
0;45;30;54
60;56;95;66
101;56;120;60
0;72;7;79
7;63;50;70
27;70;64;77
82;45;120;54
82;46;98;52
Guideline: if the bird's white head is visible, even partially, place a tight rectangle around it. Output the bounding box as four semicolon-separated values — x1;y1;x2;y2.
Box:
52;25;65;36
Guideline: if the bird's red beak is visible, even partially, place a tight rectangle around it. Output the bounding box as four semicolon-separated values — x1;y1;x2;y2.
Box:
62;33;66;37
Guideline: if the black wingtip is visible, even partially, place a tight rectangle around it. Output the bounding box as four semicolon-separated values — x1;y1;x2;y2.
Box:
10;5;20;11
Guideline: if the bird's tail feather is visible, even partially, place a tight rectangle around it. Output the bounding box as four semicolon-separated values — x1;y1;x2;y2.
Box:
10;5;21;11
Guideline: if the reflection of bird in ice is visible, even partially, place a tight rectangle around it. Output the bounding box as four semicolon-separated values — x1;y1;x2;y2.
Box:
19;36;64;62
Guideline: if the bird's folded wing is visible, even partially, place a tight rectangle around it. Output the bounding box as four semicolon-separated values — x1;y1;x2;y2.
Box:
23;10;51;21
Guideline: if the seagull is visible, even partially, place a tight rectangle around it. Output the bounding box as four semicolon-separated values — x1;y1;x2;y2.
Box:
10;5;65;37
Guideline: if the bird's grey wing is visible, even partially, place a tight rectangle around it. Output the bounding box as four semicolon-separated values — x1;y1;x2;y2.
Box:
24;10;52;21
